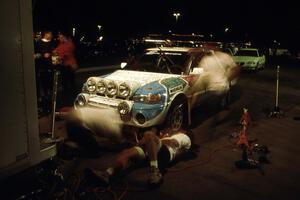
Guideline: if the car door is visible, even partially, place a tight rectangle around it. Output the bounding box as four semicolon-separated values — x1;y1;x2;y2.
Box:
183;53;208;108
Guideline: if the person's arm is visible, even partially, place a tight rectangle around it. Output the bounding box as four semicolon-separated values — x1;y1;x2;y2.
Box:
34;41;42;59
138;127;158;145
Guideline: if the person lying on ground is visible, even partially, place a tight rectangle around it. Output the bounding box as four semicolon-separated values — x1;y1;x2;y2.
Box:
85;127;192;187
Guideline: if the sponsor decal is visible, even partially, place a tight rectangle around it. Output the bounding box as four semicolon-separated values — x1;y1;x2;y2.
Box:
161;77;186;94
169;85;183;94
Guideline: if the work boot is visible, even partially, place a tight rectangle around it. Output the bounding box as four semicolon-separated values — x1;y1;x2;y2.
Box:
85;168;110;186
148;166;163;187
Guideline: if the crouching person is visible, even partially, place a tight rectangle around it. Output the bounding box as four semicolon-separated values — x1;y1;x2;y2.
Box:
86;127;192;187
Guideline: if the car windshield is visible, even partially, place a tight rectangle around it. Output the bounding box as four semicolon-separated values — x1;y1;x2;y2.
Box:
127;51;189;74
235;50;258;57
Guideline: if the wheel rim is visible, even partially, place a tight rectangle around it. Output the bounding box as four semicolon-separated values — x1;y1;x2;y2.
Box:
169;104;184;130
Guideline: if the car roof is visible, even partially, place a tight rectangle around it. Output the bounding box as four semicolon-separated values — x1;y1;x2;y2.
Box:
146;47;193;52
146;46;221;55
239;48;258;51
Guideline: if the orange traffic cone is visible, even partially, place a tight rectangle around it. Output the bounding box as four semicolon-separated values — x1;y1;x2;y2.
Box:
237;125;249;147
240;108;252;127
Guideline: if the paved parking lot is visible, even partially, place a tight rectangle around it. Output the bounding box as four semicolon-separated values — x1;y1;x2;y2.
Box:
2;61;300;200
104;65;300;200
66;64;300;200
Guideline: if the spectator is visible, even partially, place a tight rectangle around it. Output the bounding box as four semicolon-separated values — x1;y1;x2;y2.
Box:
34;30;56;116
54;31;78;106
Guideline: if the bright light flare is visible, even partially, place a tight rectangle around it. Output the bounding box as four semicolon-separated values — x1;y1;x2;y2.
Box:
67;107;124;142
173;12;181;22
72;28;76;37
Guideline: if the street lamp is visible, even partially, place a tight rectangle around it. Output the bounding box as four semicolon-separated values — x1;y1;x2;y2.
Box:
72;27;76;37
173;12;181;23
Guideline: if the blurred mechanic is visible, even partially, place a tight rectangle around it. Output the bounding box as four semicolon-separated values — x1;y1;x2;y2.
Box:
57;107;120;157
189;50;239;109
86;127;192;187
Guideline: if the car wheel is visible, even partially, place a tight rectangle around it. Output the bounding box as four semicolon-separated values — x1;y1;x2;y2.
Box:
165;97;188;131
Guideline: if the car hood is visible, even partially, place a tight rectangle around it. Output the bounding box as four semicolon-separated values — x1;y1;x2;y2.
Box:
233;56;259;62
103;70;180;91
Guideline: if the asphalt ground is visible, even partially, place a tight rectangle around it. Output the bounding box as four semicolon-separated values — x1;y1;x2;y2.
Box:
2;58;300;200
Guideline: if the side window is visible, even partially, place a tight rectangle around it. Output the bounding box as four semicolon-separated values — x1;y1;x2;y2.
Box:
189;54;205;74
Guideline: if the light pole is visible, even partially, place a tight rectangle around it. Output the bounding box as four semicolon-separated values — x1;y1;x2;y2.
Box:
72;27;76;37
173;12;181;23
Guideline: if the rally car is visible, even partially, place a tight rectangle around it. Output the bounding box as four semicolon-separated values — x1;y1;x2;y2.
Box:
74;47;239;131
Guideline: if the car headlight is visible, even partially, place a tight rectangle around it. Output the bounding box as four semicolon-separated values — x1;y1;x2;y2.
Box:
86;77;97;93
118;101;130;115
119;82;131;98
97;79;106;94
106;81;117;96
75;93;88;107
132;93;161;104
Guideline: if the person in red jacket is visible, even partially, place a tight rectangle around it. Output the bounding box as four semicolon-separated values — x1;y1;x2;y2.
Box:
53;31;78;106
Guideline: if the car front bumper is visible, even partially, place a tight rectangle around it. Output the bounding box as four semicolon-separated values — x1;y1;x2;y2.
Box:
74;93;168;128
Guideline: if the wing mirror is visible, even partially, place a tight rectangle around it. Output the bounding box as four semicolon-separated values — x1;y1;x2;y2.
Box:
120;62;127;69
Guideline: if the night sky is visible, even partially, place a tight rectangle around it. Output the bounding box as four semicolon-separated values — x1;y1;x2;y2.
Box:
33;0;300;47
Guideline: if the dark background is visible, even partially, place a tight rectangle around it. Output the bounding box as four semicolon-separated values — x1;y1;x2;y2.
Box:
33;0;300;48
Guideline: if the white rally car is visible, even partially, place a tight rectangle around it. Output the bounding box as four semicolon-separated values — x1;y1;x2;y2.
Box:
75;47;239;132
233;48;266;71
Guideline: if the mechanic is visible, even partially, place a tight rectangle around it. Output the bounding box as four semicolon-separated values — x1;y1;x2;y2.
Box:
85;127;192;187
189;50;238;109
58;107;140;159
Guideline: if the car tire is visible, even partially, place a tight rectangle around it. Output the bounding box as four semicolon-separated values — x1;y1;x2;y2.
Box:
165;96;188;131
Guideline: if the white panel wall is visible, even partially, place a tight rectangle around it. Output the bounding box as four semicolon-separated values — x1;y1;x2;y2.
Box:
0;0;56;177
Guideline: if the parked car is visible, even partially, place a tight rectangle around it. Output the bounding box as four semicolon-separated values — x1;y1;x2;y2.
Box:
233;48;266;71
74;47;239;131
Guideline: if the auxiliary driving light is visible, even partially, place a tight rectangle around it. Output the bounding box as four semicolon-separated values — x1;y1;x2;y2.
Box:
106;81;117;96
75;93;88;107
97;79;106;94
118;101;130;115
86;77;97;93
119;82;131;98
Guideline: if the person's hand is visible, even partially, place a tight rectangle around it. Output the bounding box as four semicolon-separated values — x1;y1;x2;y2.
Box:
34;53;41;59
44;53;51;58
69;64;79;71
